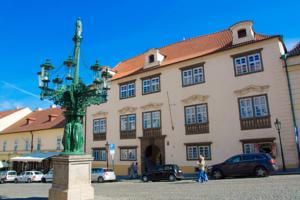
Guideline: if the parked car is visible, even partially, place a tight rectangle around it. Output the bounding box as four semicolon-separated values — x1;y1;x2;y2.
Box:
14;171;44;183
207;153;278;179
141;164;184;182
41;170;53;183
91;168;116;183
0;170;17;184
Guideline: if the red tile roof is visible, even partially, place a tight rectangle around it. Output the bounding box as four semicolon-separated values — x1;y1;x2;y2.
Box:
288;42;300;57
1;108;65;134
0;108;23;119
112;29;278;80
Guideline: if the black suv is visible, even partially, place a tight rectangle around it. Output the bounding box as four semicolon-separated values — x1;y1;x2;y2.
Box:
207;153;278;179
141;164;184;182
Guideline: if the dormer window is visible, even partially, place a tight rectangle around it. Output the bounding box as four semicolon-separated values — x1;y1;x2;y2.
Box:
143;49;165;69
149;55;155;63
238;29;247;38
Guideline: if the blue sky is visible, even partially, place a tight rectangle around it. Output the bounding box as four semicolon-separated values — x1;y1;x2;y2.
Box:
0;0;299;111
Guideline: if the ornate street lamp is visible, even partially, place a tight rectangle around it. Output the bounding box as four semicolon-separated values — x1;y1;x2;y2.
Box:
38;18;113;154
274;118;286;171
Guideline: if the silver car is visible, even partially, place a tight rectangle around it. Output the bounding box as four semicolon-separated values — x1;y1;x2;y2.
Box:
0;170;17;183
91;168;116;183
41;170;53;183
15;171;44;183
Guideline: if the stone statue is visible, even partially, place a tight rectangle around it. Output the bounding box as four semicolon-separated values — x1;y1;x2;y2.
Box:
62;119;73;152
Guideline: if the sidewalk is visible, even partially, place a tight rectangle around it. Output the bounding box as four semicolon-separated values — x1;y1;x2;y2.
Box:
271;168;300;175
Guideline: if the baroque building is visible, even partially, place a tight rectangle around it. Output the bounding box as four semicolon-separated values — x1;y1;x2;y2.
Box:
86;21;299;175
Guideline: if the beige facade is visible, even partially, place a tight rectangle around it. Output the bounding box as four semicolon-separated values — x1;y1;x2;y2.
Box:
86;22;299;175
0;108;64;163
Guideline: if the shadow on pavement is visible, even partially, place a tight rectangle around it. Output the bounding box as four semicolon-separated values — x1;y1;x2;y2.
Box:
0;197;47;200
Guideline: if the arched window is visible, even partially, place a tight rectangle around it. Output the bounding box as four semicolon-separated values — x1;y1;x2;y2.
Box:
149;54;155;63
238;29;247;38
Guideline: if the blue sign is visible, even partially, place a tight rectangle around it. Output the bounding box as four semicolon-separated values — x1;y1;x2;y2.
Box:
109;144;115;151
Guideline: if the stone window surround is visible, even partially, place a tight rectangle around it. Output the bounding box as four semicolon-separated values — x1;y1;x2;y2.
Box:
184;142;212;160
119;146;138;161
119;80;136;100
180;62;205;87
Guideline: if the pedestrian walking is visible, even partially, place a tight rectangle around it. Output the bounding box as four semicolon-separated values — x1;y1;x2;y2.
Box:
128;162;135;179
197;155;208;183
133;162;138;178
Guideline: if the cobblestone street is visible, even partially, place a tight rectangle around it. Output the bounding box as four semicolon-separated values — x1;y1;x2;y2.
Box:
0;175;299;200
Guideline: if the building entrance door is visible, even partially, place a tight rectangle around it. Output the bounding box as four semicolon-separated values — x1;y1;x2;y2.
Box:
140;136;166;173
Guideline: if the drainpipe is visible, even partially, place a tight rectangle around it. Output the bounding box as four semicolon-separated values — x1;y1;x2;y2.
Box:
30;131;34;153
281;53;300;168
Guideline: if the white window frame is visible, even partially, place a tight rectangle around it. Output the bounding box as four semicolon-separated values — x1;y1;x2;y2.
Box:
37;138;41;151
93;118;106;134
120;114;136;131
120;82;135;99
182;66;204;86
120;148;137;161
239;95;269;119
93;149;107;161
143;111;161;129
14;140;18;151
234;52;262;76
187;144;211;160
3;141;7;152
185;104;208;125
142;76;160;94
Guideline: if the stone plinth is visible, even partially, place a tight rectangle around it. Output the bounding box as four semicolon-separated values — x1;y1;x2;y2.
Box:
49;155;94;200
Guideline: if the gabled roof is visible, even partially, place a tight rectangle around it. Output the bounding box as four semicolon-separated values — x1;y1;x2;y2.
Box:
1;108;65;134
0;108;23;119
288;42;300;57
112;29;278;81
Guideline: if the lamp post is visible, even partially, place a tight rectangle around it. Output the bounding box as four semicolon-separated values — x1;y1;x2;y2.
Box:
105;141;109;169
38;18;114;154
274;118;286;171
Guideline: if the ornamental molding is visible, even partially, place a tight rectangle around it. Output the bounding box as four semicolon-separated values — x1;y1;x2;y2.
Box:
181;95;209;105
118;106;138;114
140;103;163;111
234;85;270;96
92;111;108;117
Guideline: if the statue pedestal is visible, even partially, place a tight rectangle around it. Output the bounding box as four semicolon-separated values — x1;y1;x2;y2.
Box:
49;155;94;200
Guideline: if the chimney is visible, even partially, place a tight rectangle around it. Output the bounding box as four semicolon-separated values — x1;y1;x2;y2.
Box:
50;105;57;109
26;117;36;125
48;114;58;122
36;108;43;111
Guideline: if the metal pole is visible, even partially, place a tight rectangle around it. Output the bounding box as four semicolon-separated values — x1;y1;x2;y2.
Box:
73;18;82;85
106;142;109;169
278;129;286;171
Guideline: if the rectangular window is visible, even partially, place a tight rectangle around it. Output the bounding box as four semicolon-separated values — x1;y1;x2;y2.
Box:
37;138;41;151
120;147;137;161
14;140;18;151
93;118;106;134
25;139;30;151
182;65;205;86
143;111;161;129
186;144;211;160
93;148;107;161
244;143;255;154
119;81;135;99
233;50;263;76
239;94;271;130
120;114;136;131
56;137;62;150
239;95;269;119
185;104;208;124
142;75;160;95
3;141;7;152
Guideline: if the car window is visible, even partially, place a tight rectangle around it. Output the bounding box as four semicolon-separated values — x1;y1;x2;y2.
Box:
25;172;31;175
242;155;255;161
35;172;42;175
8;172;16;175
227;156;241;163
163;165;172;170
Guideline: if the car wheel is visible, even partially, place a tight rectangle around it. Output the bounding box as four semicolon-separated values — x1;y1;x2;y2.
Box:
168;175;176;182
254;166;268;177
212;169;223;179
14;179;18;184
27;178;32;183
142;175;148;182
0;179;4;184
97;177;104;183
